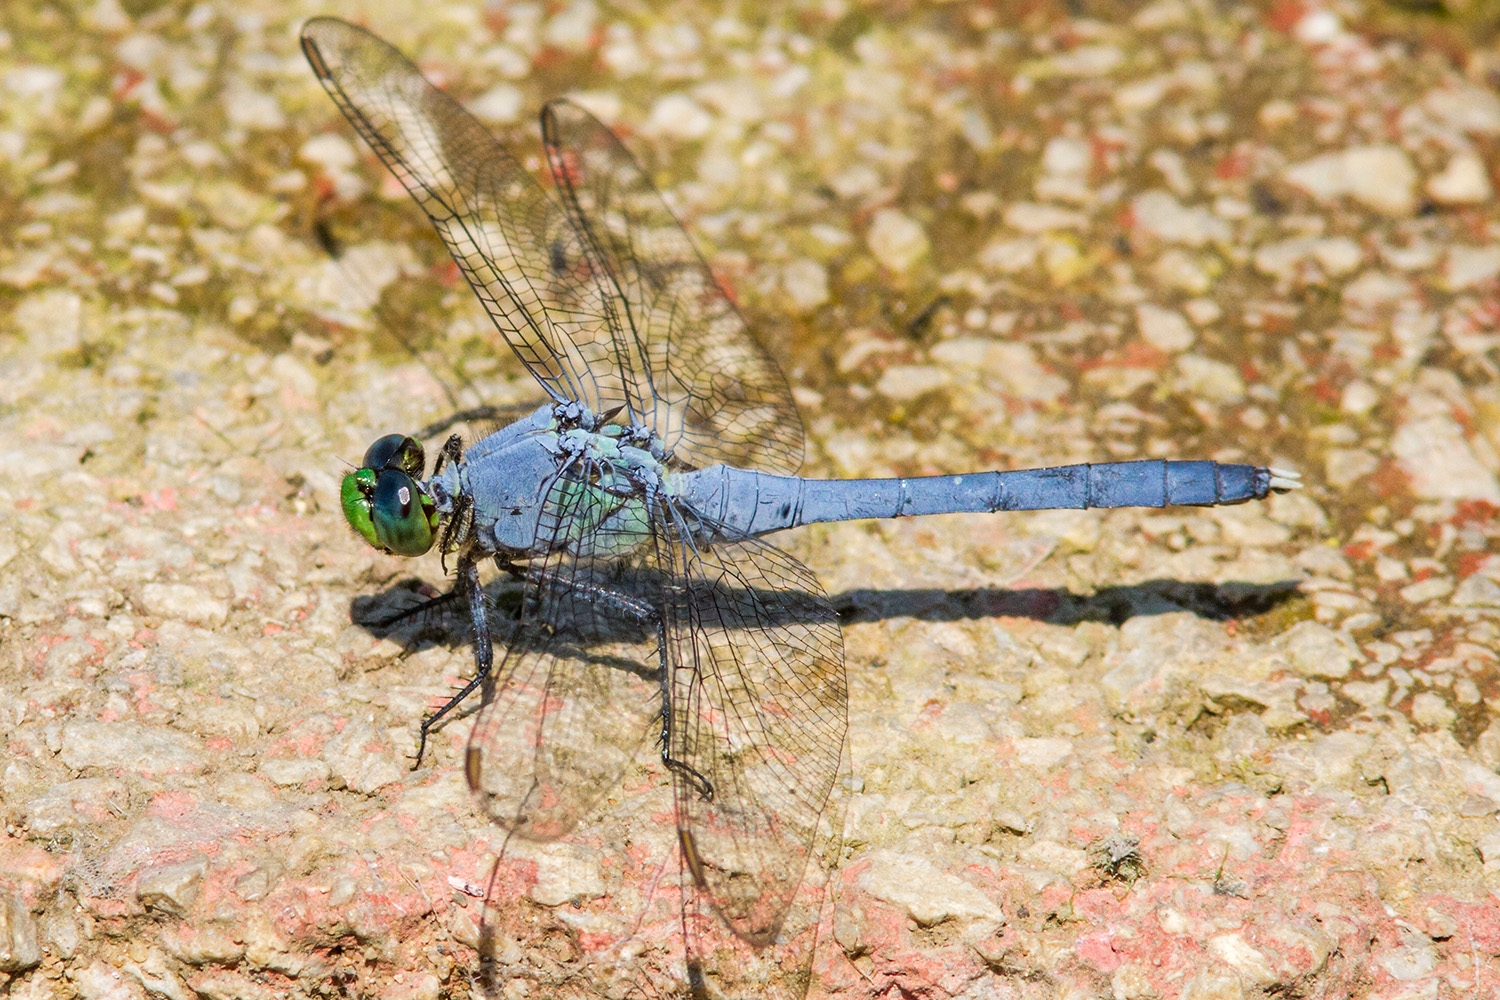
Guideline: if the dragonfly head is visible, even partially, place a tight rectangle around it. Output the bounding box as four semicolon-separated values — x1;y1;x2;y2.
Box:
341;434;439;556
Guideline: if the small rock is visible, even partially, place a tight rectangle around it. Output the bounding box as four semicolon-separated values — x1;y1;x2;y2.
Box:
1283;145;1417;216
1004;203;1087;233
1018;840;1088;876
1282;621;1355;679
139;583;228;628
780;258;828;312
1340;381;1378;416
876;364;948;401
866;209;929;272
470;83;523;123
136;859;207;917
1339;679;1389;709
1132;190;1230;246
1136;304;1196;351
644;93;712;140
1207;934;1276;984
1427;152;1492;205
259;758;330;787
1399;577;1453;604
523;844;606;907
857;851;1003;926
1253;237;1361;281
1175;354;1245;403
1391;413;1500;502
1324;448;1378;488
0;891;41;973
59;721;205;775
1442;245;1500;290
1409;692;1456;729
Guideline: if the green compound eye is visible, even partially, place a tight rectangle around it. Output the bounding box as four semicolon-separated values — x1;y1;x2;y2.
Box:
341;465;437;556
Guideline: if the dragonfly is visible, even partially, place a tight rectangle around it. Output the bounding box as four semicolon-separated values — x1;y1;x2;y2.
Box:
300;17;1300;998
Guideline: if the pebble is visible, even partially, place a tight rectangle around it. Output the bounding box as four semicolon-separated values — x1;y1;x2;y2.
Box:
857;850;1002;926
1135;303;1195;351
138;583;228;628
0;891;41;973
1131;190;1230;246
1442;245;1500;290
1174;354;1245;403
780;258;828;311
1253;236;1362;282
59;721;206;775
866;209;929;273
1282;621;1355;679
1282;145;1418;216
643;93;712;140
1391;412;1500;501
1426;152;1492;205
875;364;948;401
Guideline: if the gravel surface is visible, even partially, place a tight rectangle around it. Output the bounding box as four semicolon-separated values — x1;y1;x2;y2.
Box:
4;1;1500;998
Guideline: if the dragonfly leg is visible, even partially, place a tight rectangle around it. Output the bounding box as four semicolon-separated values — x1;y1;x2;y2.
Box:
413;558;493;769
655;615;714;802
364;586;465;630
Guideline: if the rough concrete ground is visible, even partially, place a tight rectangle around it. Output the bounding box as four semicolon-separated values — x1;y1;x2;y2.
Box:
3;0;1500;997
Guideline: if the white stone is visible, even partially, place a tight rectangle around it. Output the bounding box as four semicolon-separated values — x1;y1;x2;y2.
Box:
139;583;228;628
1136;304;1195;351
1041;137;1091;176
1253;237;1362;281
1042;45;1123;77
1283;145;1417;216
1131;190;1230;246
1427;153;1492;205
59;722;206;775
1423;84;1500;136
978;237;1040;272
1391;413;1500;501
857;851;1002;926
1281;621;1355;679
1174;354;1244;403
525;843;606;906
928;339;1068;400
13;288;83;356
1012;737;1073;769
1018;840;1088;876
780;258;828;311
866;209;929;273
297;133;357;171
876;364;947;401
259;758;331;786
1340;381;1379;416
470;83;524;124
1410;692;1456;729
644;93;712;140
1003;202;1087;233
1443;246;1500;290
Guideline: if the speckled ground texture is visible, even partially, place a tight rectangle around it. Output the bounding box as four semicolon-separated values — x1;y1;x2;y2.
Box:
4;0;1500;997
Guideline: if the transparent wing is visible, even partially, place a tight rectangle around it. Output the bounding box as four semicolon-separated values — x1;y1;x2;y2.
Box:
463;480;661;839
300;18;805;476
542;100;805;475
652;508;846;962
301;17;626;412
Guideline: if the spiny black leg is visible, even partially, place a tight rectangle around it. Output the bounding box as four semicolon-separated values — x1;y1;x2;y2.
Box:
431;433;464;477
412;558;493;769
654;613;714;801
440;491;474;574
366;587;464;630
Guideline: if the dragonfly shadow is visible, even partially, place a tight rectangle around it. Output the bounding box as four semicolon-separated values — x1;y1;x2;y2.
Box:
830;578;1303;627
349;575;1302;661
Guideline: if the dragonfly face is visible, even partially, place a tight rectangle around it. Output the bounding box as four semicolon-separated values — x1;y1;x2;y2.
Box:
341;433;440;556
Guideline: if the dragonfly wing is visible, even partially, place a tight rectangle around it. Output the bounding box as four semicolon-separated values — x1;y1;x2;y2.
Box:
542;100;805;476
650;507;846;993
464;479;663;839
300;17;625;412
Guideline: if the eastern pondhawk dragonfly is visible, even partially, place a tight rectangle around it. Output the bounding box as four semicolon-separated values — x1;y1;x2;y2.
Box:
301;17;1299;997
